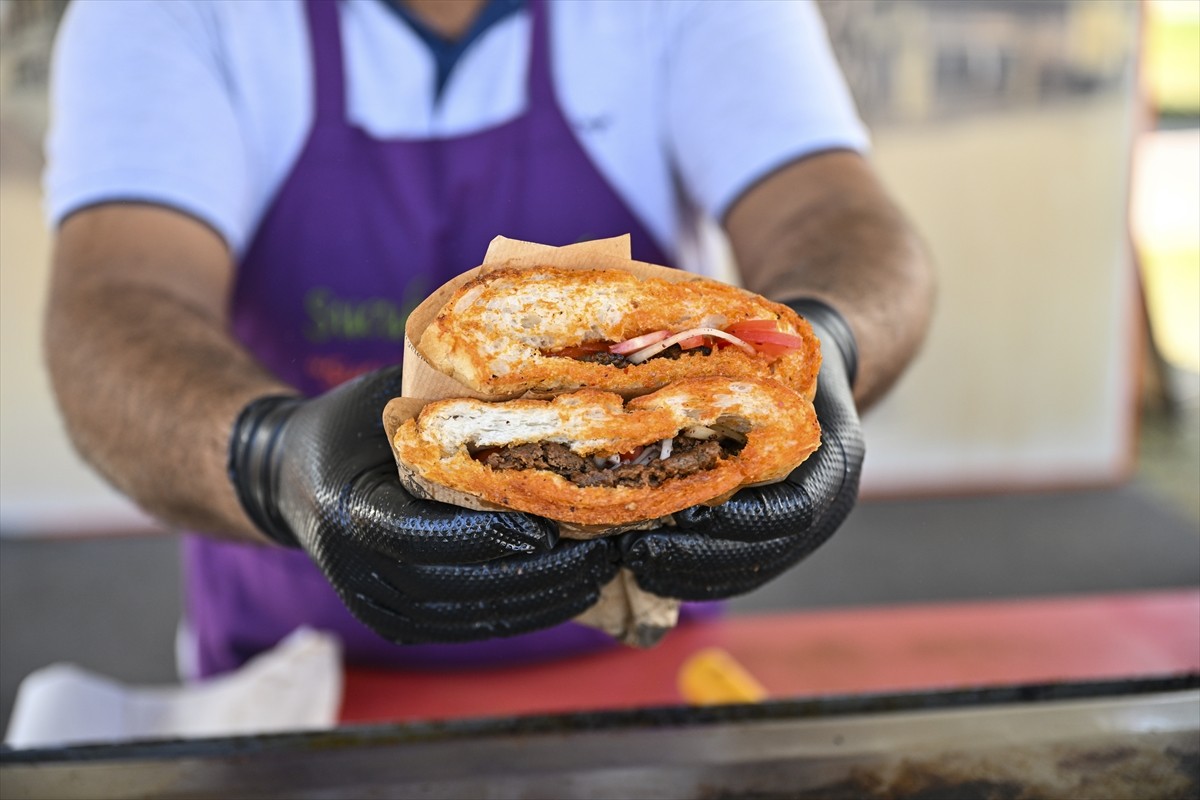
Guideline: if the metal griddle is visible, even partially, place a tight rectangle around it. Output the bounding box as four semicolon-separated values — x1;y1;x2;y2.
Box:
3;675;1198;799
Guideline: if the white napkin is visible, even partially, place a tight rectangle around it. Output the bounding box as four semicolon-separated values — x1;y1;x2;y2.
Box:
4;627;342;749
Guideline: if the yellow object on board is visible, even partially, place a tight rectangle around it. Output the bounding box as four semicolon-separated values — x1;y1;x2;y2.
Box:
678;647;768;706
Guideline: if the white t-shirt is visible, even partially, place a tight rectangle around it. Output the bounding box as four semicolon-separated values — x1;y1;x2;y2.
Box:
44;0;868;270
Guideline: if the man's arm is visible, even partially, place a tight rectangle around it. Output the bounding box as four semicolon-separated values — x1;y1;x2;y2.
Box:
724;150;935;410
43;204;291;542
44;203;616;640
624;150;916;597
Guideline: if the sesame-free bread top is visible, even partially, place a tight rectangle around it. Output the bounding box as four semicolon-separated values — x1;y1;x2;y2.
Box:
416;266;820;400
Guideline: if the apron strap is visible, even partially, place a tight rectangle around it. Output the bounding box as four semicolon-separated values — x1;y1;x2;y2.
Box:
526;0;556;108
304;0;348;123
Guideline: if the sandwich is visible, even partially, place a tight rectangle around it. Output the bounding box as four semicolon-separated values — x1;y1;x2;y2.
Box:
389;375;820;536
415;266;821;401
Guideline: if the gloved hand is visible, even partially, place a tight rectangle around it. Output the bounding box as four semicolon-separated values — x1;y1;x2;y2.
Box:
227;366;618;644
620;298;865;600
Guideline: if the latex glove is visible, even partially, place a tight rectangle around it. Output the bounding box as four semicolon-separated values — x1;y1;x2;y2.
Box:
620;299;864;600
228;366;618;643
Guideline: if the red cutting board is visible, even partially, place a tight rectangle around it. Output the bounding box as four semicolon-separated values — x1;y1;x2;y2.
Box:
339;589;1200;724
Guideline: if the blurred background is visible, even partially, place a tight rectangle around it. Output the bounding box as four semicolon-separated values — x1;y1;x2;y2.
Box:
1;0;1197;734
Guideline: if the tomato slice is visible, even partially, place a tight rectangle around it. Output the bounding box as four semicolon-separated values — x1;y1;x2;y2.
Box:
750;341;795;357
619;445;646;463
723;320;806;357
677;335;708;349
726;319;782;335
731;328;806;349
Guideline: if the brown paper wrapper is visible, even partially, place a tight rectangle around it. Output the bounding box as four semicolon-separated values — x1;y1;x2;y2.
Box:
383;235;685;646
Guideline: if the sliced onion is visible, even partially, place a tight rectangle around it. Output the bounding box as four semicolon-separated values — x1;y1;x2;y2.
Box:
627;328;756;364
659;437;673;460
609;330;670;355
683;424;746;445
709;424;748;445
631;447;657;466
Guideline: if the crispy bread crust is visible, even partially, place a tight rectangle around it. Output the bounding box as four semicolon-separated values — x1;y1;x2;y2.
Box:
417;266;821;400
390;376;820;530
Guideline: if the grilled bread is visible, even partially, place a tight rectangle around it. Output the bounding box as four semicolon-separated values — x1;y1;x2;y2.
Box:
416;266;821;400
390;376;820;536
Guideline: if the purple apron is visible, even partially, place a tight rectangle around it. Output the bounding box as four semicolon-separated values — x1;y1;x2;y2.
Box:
184;0;692;677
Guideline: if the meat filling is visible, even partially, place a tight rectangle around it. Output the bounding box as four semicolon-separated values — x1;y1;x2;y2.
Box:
481;435;739;489
576;351;633;367
548;344;713;368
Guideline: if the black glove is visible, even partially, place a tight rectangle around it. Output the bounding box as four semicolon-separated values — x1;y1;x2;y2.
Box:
620;298;864;600
227;366;618;644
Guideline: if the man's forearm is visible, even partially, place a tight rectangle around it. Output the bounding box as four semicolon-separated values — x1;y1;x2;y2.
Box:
726;151;935;410
44;206;291;543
